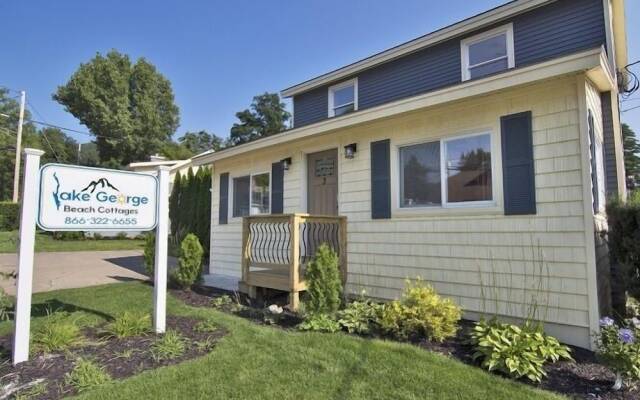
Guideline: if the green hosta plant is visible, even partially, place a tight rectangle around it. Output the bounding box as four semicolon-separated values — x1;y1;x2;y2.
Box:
595;316;640;390
469;319;572;382
337;298;383;335
380;279;461;342
298;313;341;333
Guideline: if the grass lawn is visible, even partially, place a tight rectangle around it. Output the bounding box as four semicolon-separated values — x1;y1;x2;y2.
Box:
0;231;144;253
0;282;565;399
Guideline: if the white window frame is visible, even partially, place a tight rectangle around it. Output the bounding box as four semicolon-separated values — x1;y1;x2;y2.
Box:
328;78;358;118
230;171;271;218
460;23;515;82
398;131;496;209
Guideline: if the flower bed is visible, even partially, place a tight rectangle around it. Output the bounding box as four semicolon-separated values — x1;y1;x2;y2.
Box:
0;315;226;399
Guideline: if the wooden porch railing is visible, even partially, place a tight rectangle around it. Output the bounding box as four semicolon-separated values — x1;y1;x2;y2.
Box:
240;213;347;310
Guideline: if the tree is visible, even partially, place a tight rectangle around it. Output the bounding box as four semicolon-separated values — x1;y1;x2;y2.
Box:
178;130;223;154
78;142;100;167
622;123;640;188
161;141;194;160
53;50;180;166
38;127;78;165
228;92;290;146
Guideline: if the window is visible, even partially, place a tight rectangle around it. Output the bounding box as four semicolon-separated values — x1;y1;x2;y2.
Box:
328;79;357;117
461;24;514;81
399;133;493;208
587;110;606;213
232;173;270;217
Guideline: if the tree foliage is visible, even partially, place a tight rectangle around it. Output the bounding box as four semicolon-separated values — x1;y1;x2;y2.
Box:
179;130;223;154
53;50;180;166
623;123;640;188
229;92;290;146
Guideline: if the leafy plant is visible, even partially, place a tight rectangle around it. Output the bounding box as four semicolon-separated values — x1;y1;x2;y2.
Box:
170;233;204;289
194;337;217;352
14;381;47;400
304;244;342;315
64;358;111;392
32;312;83;353
115;232;128;240
337;299;383;335
297;313;341;333
102;311;151;338
469;319;572;383
151;330;186;361
595;316;640;388
0;201;19;231
211;295;233;308
193;319;218;333
143;232;155;278
380;279;461;342
0;287;14;321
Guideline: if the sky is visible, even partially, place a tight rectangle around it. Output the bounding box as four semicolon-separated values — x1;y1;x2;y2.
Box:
2;0;639;145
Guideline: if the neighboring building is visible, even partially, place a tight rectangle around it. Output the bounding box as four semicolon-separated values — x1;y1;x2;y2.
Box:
193;0;628;349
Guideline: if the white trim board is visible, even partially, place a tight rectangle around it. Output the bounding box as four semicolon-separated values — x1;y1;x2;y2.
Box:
193;48;607;167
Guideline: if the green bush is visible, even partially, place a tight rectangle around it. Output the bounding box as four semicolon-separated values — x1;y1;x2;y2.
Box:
0;201;19;231
170;233;204;289
115;232;128;240
469;319;572;382
210;295;233;308
595;316;640;385
380;279;461;342
32;312;83;353
297;313;341;333
102;311;151;338
304;244;342;315
337;299;383;335
143;232;155;278
52;231;85;240
65;358;111;392
151;330;186;361
607;193;640;299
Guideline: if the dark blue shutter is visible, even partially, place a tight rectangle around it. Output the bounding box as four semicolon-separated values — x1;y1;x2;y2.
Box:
501;112;536;215
271;162;284;214
218;173;229;225
371;139;391;219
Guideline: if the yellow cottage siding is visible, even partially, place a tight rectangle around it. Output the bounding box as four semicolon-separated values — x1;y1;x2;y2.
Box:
209;74;596;347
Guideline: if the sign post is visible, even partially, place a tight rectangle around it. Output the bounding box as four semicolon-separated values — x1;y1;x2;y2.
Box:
153;166;170;333
13;155;164;365
13;149;44;365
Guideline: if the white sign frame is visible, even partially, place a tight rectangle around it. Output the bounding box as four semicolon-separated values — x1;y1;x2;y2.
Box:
37;163;159;232
13;151;169;365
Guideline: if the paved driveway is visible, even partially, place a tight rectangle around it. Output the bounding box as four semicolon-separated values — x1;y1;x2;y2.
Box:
0;250;151;295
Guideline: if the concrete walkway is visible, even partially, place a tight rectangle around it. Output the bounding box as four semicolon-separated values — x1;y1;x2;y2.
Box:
0;250;152;295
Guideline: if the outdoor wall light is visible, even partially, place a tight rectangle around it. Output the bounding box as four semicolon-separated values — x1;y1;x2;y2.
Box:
344;143;357;159
281;157;292;171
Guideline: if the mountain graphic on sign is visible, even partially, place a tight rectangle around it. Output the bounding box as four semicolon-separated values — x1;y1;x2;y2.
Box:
81;178;119;193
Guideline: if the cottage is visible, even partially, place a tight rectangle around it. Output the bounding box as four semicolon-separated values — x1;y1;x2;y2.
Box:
193;0;629;350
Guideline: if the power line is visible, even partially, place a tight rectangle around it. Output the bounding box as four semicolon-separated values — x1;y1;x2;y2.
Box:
622;104;640;113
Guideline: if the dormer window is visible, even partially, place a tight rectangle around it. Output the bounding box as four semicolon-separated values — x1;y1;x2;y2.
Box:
461;24;514;81
328;78;358;117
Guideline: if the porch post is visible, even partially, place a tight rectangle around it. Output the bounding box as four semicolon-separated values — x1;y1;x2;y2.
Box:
289;214;301;310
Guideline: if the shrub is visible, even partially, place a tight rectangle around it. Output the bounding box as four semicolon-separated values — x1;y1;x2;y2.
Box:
304;244;342;315
52;231;85;240
337;299;383;335
595;316;640;388
65;358;111;392
115;231;128;240
102;311;151;338
170;233;204;289
143;232;155;278
32;312;83;353
607;193;640;300
210;295;233;308
151;330;186;361
92;232;103;240
0;201;19;231
297;313;341;333
469;319;572;382
380;279;461;342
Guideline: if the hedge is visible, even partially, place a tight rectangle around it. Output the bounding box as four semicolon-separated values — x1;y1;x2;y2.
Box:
607;191;640;299
0;202;19;231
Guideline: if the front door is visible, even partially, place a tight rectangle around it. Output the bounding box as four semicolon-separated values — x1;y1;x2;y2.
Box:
307;149;338;215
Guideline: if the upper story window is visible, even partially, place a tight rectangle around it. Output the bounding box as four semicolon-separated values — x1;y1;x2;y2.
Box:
461;24;514;81
399;132;493;208
232;172;270;217
328;78;358;117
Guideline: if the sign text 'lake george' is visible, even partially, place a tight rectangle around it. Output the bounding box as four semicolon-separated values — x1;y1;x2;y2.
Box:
38;164;158;231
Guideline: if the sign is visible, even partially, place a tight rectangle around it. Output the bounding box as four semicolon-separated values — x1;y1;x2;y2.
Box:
37;164;158;231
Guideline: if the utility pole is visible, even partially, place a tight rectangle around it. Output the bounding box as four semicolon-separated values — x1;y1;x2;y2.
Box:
12;91;26;203
77;143;81;165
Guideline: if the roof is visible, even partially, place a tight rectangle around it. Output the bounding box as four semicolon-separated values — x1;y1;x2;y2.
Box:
281;0;555;97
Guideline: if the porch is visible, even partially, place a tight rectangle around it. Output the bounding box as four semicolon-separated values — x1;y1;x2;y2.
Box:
238;213;347;310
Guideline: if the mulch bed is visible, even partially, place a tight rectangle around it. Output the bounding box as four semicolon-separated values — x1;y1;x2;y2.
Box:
0;315;226;399
178;284;639;400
